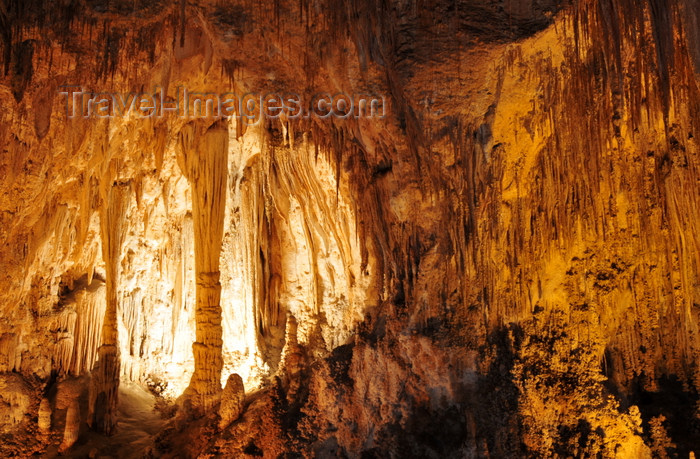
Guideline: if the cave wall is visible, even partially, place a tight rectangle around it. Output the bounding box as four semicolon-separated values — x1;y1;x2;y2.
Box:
0;0;698;456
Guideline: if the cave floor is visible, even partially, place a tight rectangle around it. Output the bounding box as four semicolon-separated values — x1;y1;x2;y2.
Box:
43;382;165;458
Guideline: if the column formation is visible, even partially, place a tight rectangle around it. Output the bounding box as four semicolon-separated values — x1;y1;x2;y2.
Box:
178;120;229;413
89;176;130;434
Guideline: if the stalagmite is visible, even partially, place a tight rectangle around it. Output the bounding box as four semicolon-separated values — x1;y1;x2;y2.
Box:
59;400;80;453
218;373;245;430
37;398;51;434
178;121;229;414
284;345;304;404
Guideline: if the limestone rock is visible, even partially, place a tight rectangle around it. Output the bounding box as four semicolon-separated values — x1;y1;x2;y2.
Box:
0;374;32;433
87;177;131;434
283;345;305;404
37;398;51;434
0;0;699;456
218;374;245;430
179;122;229;414
59;400;80;453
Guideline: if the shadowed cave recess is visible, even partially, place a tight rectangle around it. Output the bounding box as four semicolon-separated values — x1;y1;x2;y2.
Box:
0;0;699;457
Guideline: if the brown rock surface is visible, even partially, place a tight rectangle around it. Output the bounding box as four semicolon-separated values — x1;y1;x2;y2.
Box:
37;397;51;434
58;399;80;453
0;0;698;457
218;373;245;430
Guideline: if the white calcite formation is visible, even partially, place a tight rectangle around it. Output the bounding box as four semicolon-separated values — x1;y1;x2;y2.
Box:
88;177;131;434
178;121;229;414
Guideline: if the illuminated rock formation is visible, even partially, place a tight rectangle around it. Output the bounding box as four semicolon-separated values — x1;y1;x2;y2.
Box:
37;398;51;435
0;374;31;433
59;400;80;453
218;373;245;430
178;121;229;414
88;172;131;434
0;0;698;457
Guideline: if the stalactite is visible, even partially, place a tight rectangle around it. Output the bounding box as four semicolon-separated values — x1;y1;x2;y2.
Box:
53;305;77;374
241;155;276;362
178;121;229;414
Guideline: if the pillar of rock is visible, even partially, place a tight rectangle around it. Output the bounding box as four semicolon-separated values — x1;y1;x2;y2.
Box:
37;398;51;434
218;373;245;430
88;174;131;434
178;120;229;413
59;400;80;453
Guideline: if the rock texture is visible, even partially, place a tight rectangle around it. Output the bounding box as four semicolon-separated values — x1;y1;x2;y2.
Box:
88;176;131;434
0;374;32;432
59;399;80;453
178;121;229;414
37;397;51;434
218;373;245;430
0;0;698;457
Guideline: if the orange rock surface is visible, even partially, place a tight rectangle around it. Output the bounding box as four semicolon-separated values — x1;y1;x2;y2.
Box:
0;0;698;457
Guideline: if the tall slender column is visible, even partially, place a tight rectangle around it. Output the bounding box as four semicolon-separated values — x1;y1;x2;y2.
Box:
178;120;229;413
89;177;130;434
